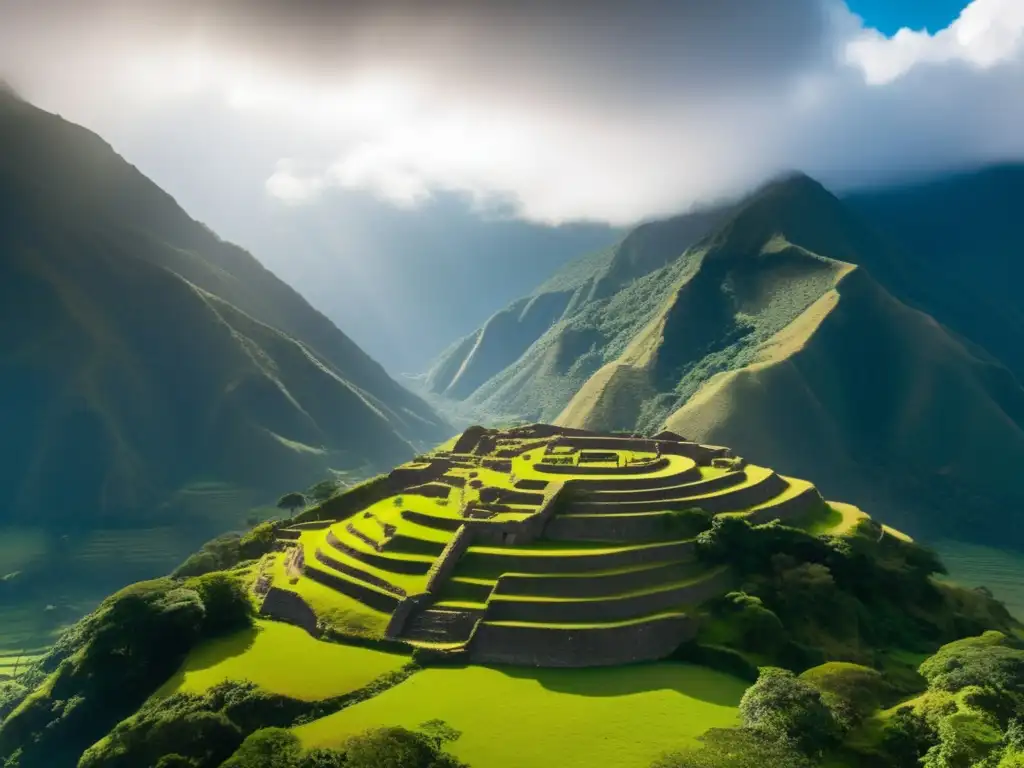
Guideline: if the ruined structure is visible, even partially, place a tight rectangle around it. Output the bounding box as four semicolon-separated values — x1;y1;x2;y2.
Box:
263;425;829;667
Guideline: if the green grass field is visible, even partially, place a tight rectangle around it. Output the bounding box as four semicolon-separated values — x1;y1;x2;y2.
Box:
157;619;407;701
295;663;746;768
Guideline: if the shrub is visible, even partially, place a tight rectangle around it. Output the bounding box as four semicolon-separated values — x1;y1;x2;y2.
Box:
799;662;893;729
652;727;812;768
220;727;302;767
240;522;278;560
879;707;938;767
173;535;245;578
661;508;713;537
307;480;342;503
185;572;254;637
739;667;842;754
922;710;1003;768
918;632;1024;695
0;680;28;721
341;725;469;768
715;592;786;655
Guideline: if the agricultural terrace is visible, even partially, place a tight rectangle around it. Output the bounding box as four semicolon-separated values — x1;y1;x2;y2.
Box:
259;424;878;667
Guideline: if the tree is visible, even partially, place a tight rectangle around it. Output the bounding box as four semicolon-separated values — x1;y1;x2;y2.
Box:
653;727;812;768
342;726;469;768
221;727;302;767
922;711;1003;768
277;492;307;516
307;479;341;503
739;667;841;755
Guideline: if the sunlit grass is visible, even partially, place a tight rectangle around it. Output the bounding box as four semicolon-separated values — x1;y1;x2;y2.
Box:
295;663;747;768
156;619;407;701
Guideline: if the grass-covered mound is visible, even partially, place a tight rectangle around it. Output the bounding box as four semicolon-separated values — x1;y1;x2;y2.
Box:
1;425;1019;768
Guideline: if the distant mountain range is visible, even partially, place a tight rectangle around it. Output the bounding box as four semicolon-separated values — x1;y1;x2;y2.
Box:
425;166;1024;548
0;91;450;540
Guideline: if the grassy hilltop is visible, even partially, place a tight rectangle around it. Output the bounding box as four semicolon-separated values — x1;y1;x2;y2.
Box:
2;425;1020;768
0;91;451;659
423;172;1024;561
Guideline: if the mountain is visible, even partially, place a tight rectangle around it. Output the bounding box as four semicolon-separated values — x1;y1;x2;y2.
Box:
424;204;729;407
845;164;1024;378
424;172;1024;548
0;92;450;582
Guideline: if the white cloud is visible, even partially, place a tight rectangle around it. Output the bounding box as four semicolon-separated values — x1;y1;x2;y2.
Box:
845;0;1024;84
2;0;1024;226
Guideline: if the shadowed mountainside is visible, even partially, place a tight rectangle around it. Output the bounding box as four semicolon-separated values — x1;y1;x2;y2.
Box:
0;91;450;539
424;172;1024;548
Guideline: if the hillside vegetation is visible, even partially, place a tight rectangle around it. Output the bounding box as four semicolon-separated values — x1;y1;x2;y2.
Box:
0;91;449;650
424;172;1024;553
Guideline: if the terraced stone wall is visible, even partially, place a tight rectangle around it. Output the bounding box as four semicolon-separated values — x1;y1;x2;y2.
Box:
484;567;735;624
459;539;696;576
259;587;320;636
469;614;697;667
567;472;789;514
746;485;826;524
534;458;670;476
544;511;692;542
493;562;703;599
296;461;452;523
303;561;402;613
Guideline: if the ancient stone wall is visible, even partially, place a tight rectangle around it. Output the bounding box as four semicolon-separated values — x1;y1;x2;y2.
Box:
544;511;686;542
424;526;476;593
303;561;400;613
314;546;405;596
468;613;697;667
325;529;431;574
567;472;788;514
494;561;702;599
401;510;463;531
402;482;452;498
295;459;452;524
571;470;737;499
483;567;735;624
385;534;446;557
513;478;550;491
459;538;695;576
746;485;825;525
533;460;668;476
567;465;705;491
259;587;320;636
385;592;432;638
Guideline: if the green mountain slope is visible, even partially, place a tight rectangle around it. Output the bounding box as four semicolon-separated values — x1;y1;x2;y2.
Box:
426;174;1024;547
0;93;450;597
424;207;728;401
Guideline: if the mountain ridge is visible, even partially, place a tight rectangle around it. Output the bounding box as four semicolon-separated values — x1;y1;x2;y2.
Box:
424;170;1024;547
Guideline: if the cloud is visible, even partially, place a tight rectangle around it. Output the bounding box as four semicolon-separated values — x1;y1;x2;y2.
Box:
1;0;1023;225
845;0;1024;84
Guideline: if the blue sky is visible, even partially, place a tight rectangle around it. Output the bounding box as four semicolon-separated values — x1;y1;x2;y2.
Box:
847;0;967;34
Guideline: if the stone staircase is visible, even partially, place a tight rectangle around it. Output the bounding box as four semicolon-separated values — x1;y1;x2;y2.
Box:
400;606;483;644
